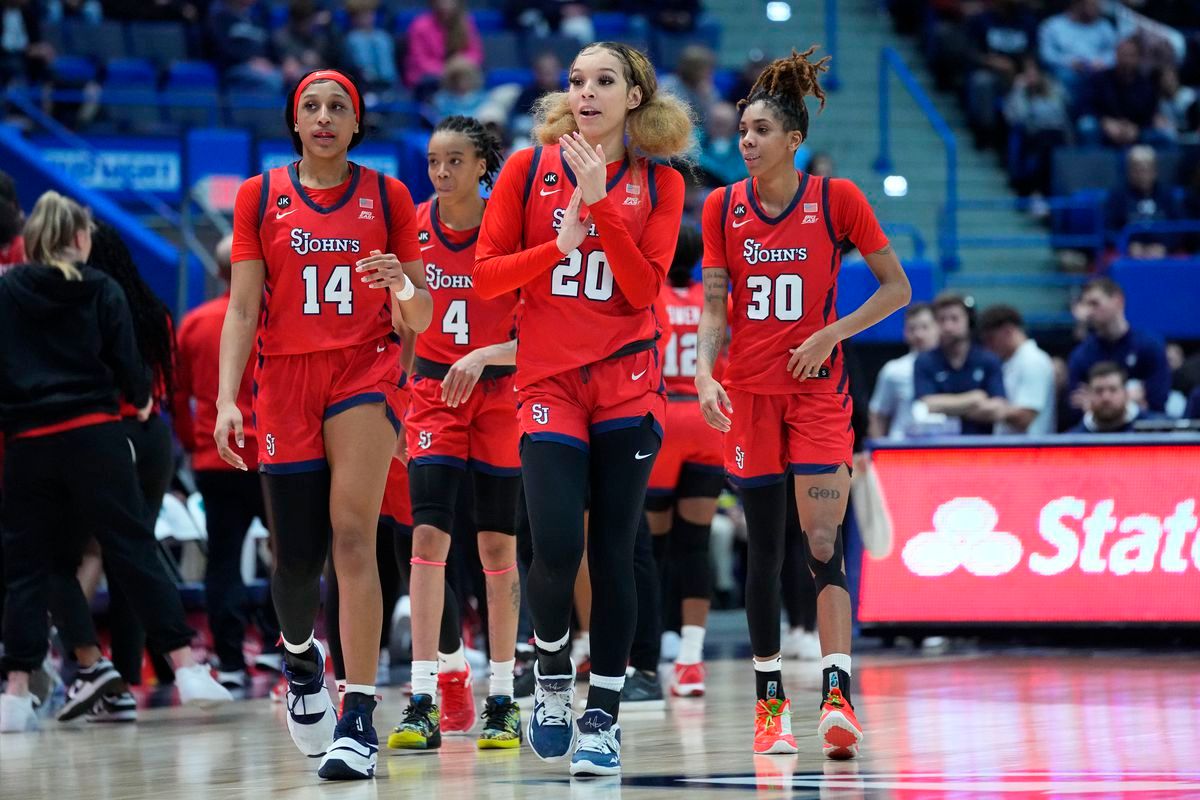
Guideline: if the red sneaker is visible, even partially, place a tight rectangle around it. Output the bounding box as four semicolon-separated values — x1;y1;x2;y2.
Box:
670;662;706;697
818;688;863;759
753;698;798;754
269;675;288;704
438;663;476;733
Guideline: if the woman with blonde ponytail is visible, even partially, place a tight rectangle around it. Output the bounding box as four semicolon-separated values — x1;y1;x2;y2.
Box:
0;191;232;734
474;41;692;776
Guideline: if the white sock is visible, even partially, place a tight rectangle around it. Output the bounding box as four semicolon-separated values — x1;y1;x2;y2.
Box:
343;683;375;697
490;660;515;697
754;655;783;672
438;642;467;673
282;633;314;655
411;660;438;698
534;631;569;653
821;653;852;675
676;625;706;665
589;672;625;693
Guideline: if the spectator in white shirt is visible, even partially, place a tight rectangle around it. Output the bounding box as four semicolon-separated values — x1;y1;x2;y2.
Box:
979;304;1057;435
1038;0;1117;103
868;302;939;440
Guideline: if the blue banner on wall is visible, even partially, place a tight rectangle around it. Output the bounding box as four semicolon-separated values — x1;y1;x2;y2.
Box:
32;136;183;201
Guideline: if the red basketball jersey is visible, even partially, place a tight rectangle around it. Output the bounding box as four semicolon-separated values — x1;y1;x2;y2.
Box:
256;163;392;356
707;174;885;395
658;281;727;396
413;199;517;365
515;145;669;387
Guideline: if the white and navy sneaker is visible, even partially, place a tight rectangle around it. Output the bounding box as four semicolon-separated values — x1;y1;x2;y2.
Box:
570;709;622;777
528;660;577;761
57;658;125;722
87;690;138;723
318;705;378;780
283;641;337;757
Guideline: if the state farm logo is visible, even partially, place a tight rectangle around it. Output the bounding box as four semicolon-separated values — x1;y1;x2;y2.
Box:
902;497;1200;578
903;498;1022;577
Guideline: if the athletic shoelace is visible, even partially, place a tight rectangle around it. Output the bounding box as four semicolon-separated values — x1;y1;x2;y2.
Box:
756;699;785;732
534;681;572;727
400;700;436;731
482;699;517;731
576;726;619;756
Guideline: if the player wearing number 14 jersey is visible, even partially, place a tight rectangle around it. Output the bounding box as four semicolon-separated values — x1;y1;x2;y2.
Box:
696;50;910;760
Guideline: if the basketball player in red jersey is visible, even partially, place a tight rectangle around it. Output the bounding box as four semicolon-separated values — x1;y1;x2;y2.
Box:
474;42;692;776
217;70;432;781
386;115;525;752
645;225;727;698
696;49;911;759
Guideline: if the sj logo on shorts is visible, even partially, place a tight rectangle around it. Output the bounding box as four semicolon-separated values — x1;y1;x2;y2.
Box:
265;433;276;458
734;445;745;470
531;403;550;425
418;431;432;450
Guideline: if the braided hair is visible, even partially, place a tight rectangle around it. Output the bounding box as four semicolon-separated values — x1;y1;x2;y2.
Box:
738;46;830;141
432;115;503;190
88;222;175;408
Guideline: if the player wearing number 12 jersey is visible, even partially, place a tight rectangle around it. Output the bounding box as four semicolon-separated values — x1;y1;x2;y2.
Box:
474;42;692;776
696;49;910;760
219;70;432;781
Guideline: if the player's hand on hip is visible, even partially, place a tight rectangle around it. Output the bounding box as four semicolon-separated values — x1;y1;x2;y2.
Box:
214;401;248;471
357;249;408;289
442;349;487;408
559;131;607;205
556;188;589;254
696;374;733;433
788;329;837;381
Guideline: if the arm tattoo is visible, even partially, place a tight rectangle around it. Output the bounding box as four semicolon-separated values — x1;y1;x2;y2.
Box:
871;245;893;256
697;268;729;372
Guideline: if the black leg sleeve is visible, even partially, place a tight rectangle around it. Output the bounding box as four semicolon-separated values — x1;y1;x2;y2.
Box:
741;480;788;658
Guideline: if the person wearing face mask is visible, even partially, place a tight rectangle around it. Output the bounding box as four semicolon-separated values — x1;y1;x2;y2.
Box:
474;41;692;776
219;68;432;781
695;47;911;759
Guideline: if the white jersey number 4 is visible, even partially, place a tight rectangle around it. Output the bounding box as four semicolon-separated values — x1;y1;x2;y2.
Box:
442;298;469;345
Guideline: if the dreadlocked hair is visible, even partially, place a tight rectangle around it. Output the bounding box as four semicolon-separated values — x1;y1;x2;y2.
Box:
88;222;175;409
533;41;694;161
433;115;504;190
738;46;830;141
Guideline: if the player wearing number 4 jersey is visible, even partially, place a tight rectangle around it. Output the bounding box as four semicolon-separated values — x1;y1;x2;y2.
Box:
696;48;910;760
474;42;693;777
389;116;525;753
220;69;433;782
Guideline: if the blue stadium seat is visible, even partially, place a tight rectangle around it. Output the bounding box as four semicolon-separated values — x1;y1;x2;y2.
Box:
50;55;97;86
63;19;127;62
592;12;630;40
1051;148;1120;195
228;91;285;138
393;9;421;33
485;67;532;89
40;21;65;54
524;34;581;67
375;100;422;133
129;21;190;68
104;58;158;90
163;88;221;128
713;68;737;99
101;88;164;134
167;61;219;91
482;31;524;71
472;9;505;33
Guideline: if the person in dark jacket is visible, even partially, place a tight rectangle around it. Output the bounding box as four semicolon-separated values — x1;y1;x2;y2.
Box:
0;191;231;734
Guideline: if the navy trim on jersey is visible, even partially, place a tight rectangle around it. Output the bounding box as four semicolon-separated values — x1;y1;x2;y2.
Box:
287;161;363;215
378;172;392;229
647;162;658;209
412;454;468;471
745;172;809;225
261;457;328;475
468;459;522;477
822;283;836;323
790;462;842;475
720;184;733;228
257;172;270;226
324;391;386;420
727;471;787;488
590;415;646;435
681;462;726;476
430;198;481;252
562;155;631;192
523;146;543;203
820;176;839;246
526;431;589;452
605;337;657;361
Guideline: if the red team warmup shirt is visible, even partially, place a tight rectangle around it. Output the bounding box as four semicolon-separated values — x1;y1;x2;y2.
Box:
474;145;685;387
657;281;728;395
413;199;517;367
702;174;888;395
231;162;421;355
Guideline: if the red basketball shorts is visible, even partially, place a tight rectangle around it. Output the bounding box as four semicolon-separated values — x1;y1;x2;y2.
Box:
405;372;520;475
724;389;853;488
516;348;665;451
648;396;725;493
253;336;404;473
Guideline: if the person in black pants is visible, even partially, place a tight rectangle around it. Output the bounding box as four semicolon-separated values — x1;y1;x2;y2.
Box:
0;191;231;733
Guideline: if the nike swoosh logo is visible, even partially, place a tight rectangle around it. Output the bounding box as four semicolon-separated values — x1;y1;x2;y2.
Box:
275;209;296;220
540;188;562;196
631;370;647;381
376;344;387;353
732;218;751;228
635;451;653;460
420;245;434;251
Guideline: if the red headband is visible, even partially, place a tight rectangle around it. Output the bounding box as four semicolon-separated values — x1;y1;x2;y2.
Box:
293;70;360;125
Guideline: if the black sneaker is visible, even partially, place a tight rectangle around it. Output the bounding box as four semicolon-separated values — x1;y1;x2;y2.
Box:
87;690;138;723
58;658;125;722
387;695;442;750
620;669;665;711
513;665;535;700
477;695;522;749
318;705;378;780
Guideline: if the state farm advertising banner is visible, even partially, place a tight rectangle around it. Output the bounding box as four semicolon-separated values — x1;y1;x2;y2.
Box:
858;442;1200;624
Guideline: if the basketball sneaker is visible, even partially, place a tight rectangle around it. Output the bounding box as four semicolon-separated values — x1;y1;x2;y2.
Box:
282;641;337;757
569;709;622;776
477;695;522;750
753;698;798;754
620;668;665;710
57;657;125;722
528;660;576;761
175;663;234;709
318;704;378;780
388;694;441;749
670;662;706;697
818;669;862;760
513;664;535;701
87;690;137;723
270;675;288;703
0;693;39;733
438;662;475;733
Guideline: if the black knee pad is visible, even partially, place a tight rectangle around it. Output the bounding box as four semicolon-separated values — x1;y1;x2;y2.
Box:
669;517;712;600
676;464;726;501
408;462;464;533
805;524;848;594
472;472;520;535
644;491;674;513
